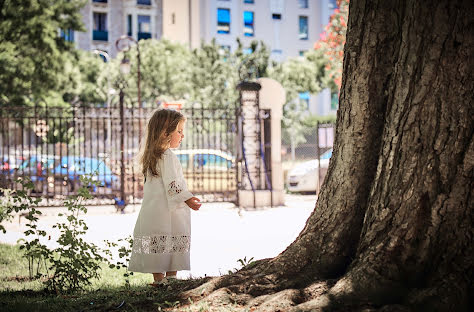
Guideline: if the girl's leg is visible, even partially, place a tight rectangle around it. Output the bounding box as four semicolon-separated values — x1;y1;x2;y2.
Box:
165;271;177;278
152;272;165;282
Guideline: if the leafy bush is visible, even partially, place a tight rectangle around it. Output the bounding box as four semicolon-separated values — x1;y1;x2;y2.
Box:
0;174;133;293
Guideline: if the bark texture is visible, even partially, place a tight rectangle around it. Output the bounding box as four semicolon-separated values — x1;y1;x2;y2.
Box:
180;0;473;311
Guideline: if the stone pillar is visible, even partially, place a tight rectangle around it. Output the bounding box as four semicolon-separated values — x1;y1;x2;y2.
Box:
237;78;285;208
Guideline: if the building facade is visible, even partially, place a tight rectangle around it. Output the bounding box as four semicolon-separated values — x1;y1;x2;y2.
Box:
73;0;162;58
71;0;338;114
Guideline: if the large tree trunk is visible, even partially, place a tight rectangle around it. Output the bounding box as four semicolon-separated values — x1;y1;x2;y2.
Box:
182;0;473;310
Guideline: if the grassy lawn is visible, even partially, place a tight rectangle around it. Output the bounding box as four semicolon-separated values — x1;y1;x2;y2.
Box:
0;243;210;312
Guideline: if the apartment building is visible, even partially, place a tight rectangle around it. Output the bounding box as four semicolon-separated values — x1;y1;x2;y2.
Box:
70;0;161;58
68;0;338;114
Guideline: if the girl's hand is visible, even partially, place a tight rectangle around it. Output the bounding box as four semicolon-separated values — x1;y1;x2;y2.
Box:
185;197;201;211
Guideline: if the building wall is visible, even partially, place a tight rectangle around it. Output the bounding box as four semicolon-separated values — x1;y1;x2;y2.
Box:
204;0;329;61
76;0;163;58
161;0;202;49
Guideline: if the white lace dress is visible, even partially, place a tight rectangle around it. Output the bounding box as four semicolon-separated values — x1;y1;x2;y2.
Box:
128;149;194;273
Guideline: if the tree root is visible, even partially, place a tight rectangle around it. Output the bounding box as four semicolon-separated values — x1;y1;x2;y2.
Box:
178;263;471;312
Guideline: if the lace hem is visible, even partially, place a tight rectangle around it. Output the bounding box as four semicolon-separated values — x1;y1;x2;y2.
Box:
132;235;190;254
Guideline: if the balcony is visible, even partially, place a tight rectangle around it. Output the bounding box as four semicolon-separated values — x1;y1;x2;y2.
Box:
137;0;151;5
93;30;108;41
138;32;151;40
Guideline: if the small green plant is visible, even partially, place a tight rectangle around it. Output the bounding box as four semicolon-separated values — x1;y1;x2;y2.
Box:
237;256;254;268
1;171;136;294
103;236;134;288
0;174;114;293
1;179;49;278
46;174;106;292
156;300;180;310
228;256;255;274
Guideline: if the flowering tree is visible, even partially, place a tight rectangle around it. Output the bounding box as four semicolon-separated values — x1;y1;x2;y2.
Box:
314;0;349;91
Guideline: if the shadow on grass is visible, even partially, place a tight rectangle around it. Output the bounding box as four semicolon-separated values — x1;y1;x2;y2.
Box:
0;278;212;312
0;244;211;312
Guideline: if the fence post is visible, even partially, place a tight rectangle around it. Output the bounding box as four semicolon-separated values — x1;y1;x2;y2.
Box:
119;89;126;205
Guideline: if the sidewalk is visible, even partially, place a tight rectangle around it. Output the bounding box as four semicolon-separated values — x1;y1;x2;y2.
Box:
0;194;317;278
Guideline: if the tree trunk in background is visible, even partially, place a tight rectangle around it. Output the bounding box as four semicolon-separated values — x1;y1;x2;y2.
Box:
185;0;473;310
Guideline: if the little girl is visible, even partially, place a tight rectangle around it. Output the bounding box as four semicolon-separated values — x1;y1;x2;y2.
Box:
128;109;201;285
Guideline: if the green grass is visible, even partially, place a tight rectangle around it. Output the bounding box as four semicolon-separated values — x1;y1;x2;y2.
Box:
0;243;210;312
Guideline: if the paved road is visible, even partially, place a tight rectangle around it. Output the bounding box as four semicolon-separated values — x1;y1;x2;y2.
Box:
0;194;317;278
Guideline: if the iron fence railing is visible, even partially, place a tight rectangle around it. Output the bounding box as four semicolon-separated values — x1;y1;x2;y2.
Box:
0;103;238;206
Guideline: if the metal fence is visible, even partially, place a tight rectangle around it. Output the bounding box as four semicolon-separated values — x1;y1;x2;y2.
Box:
282;123;336;194
0;103;238;206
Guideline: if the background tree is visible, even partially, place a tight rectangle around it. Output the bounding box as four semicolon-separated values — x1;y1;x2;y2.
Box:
0;0;86;107
270;49;329;160
313;0;349;92
179;0;473;310
189;39;238;109
126;39;193;106
234;39;271;81
72;50;107;105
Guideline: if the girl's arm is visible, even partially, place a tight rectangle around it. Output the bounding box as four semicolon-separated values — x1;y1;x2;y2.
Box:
161;152;195;210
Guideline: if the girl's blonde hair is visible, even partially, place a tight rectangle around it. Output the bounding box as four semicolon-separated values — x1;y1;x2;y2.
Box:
139;109;185;177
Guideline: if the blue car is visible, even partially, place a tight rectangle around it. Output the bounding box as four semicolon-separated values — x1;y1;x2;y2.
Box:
14;155;118;193
56;156;118;189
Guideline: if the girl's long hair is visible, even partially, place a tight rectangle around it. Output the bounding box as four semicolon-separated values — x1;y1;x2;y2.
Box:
139;109;185;177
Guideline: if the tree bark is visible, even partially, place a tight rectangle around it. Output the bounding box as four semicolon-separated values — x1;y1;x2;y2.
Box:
182;0;473;310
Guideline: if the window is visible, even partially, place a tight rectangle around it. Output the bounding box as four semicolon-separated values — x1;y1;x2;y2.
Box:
60;29;74;42
243;11;254;36
93;12;108;41
299;50;306;56
244;0;254;3
137;0;151;5
299;16;308;40
138;15;151;40
272;13;281;20
217;8;230;34
194;154;232;169
93;0;107;3
272;49;282;54
298;0;308;9
127;15;132;36
299;92;310;109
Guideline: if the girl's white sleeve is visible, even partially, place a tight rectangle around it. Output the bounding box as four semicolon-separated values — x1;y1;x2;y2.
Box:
161;153;193;210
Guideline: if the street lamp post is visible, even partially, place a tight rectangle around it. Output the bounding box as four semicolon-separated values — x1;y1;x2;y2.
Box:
113;35;142;210
92;50;113;147
115;35;141;107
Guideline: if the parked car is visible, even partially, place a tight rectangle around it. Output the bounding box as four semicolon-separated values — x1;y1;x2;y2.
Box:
287;149;333;194
56;156;119;191
1;154;25;171
174;149;236;193
11;154;60;193
1;154;26;189
13;155;118;193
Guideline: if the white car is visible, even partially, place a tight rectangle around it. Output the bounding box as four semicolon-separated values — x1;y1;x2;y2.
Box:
287;149;332;194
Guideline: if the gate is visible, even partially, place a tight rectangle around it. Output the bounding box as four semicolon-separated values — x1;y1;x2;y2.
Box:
0;102;238;206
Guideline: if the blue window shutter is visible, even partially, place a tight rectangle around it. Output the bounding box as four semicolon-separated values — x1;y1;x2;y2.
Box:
218;8;230;23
